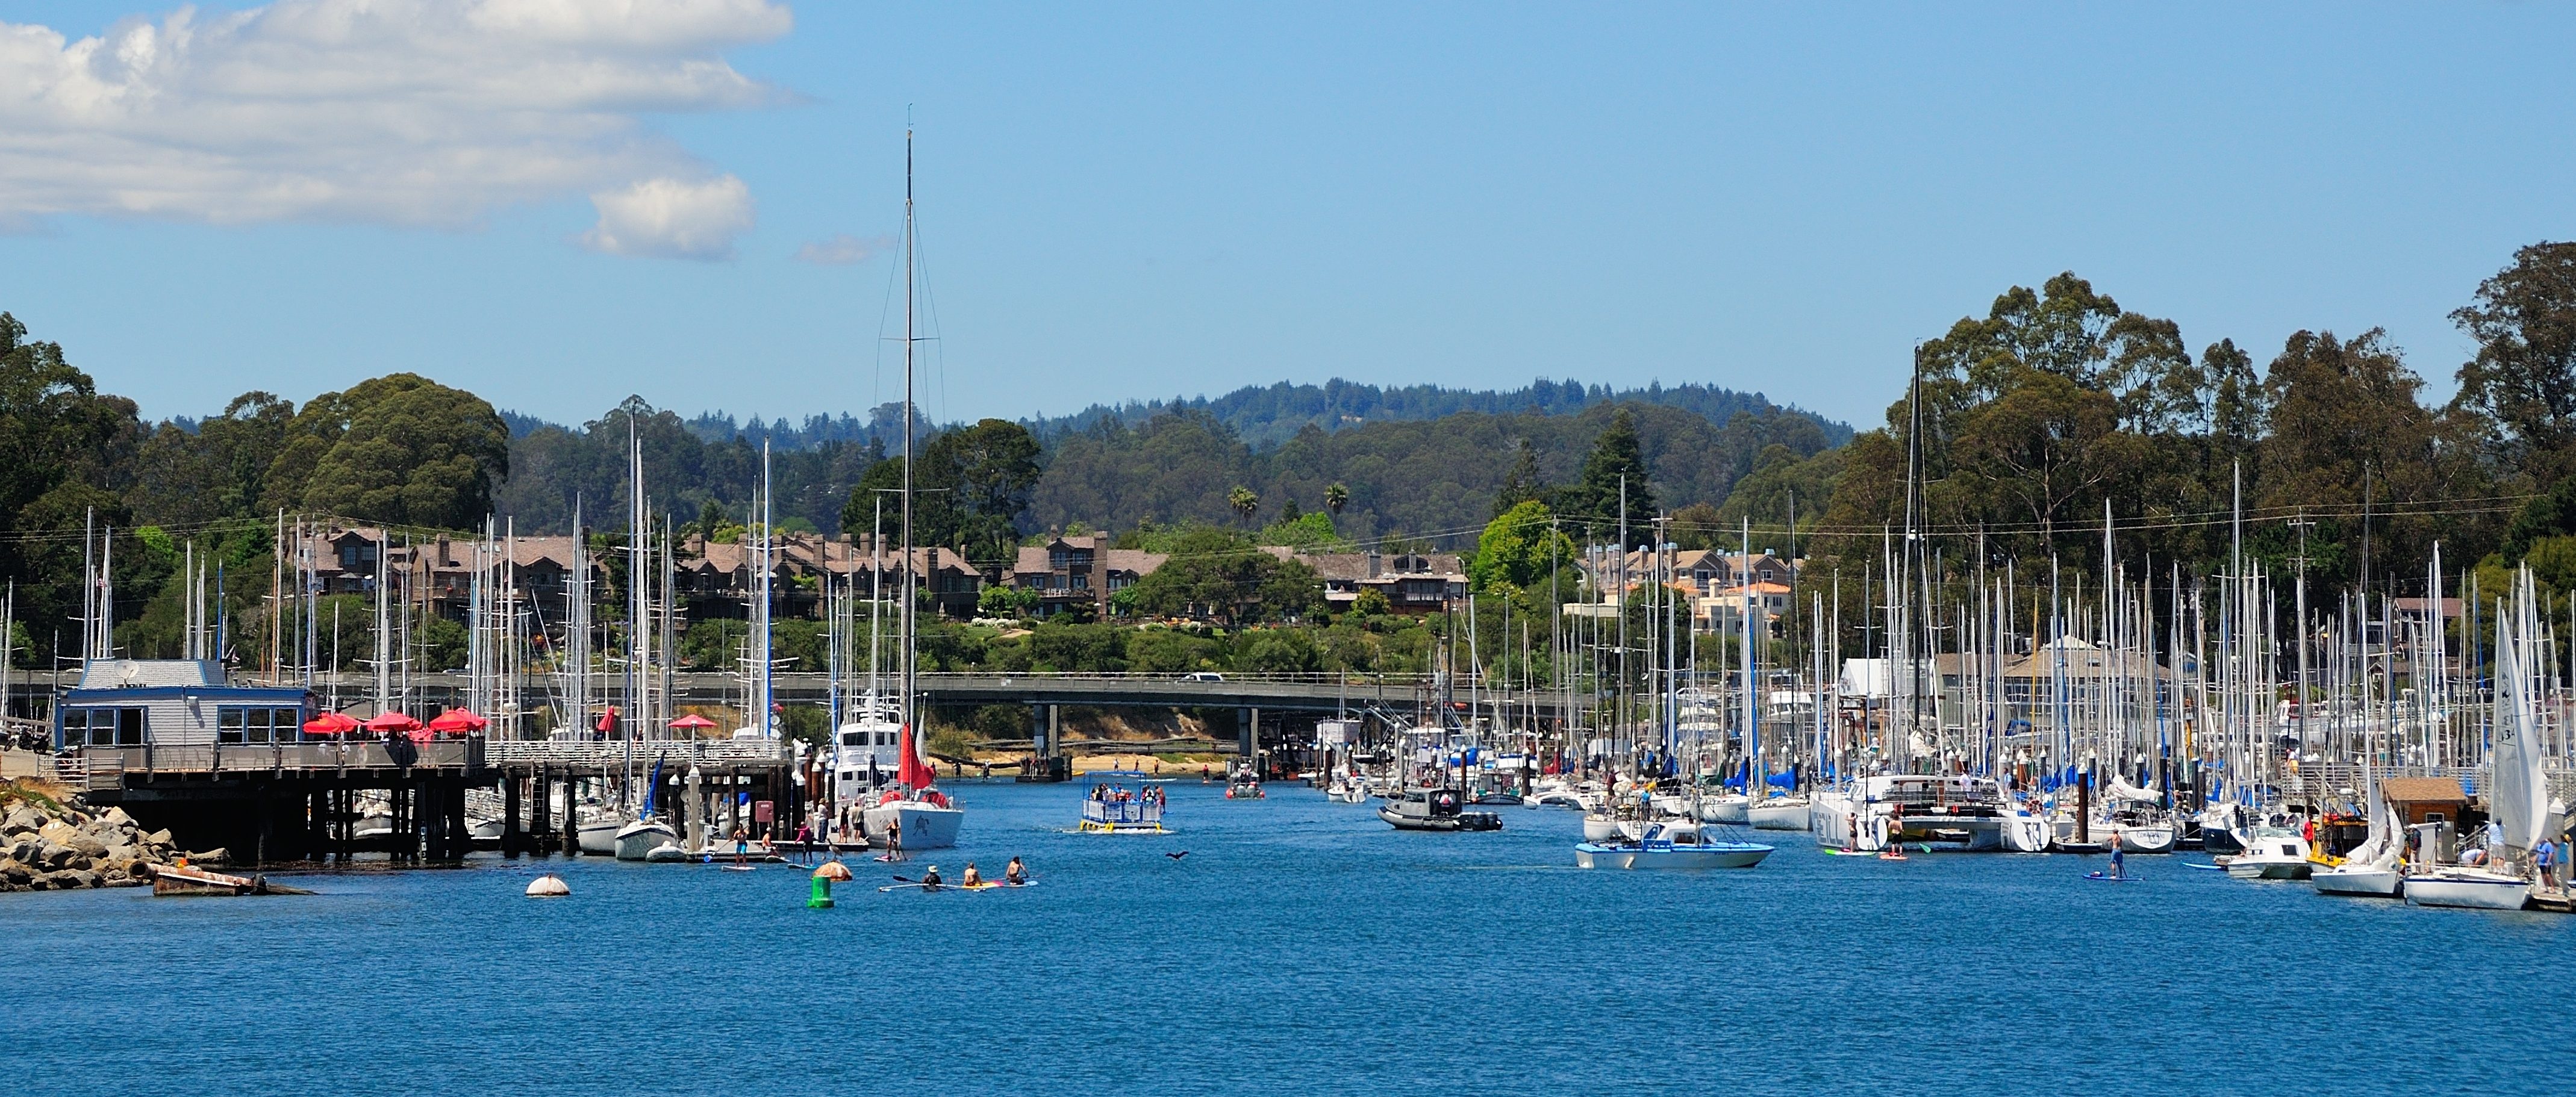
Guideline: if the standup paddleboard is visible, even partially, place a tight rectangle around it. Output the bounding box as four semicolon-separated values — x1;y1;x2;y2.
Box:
2085;871;2139;882
2182;862;2226;872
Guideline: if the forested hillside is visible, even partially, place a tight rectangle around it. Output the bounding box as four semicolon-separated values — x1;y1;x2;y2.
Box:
1020;377;1850;450
22;238;2576;665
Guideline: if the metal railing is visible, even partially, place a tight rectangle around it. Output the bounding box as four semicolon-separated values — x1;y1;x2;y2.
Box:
70;739;484;778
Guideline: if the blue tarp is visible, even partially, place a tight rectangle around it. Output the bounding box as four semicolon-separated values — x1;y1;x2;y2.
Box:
1767;771;1797;790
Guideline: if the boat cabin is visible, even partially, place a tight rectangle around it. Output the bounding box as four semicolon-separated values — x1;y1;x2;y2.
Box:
56;660;311;749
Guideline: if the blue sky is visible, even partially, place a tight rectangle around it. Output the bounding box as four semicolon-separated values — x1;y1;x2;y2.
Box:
2;2;2571;432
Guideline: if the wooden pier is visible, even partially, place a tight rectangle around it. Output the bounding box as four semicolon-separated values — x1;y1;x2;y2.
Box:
57;737;805;866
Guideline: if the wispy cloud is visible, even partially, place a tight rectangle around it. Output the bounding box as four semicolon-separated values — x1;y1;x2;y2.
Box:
0;0;791;257
793;233;896;266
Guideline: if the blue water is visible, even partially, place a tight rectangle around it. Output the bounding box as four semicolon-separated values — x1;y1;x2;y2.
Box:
8;780;2570;1095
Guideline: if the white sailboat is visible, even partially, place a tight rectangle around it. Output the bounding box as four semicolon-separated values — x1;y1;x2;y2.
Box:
2312;772;2403;897
2409;567;2543;910
859;126;964;854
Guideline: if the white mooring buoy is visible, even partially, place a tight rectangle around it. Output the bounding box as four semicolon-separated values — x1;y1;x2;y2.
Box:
525;872;571;898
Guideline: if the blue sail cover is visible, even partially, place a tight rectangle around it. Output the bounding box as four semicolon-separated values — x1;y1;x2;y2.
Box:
1767;771;1797;789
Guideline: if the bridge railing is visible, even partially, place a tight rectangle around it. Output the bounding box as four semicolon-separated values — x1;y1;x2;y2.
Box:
484;739;795;768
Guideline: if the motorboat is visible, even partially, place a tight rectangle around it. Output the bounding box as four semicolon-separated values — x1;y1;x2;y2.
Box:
1380;788;1502;832
2224;827;2313;879
1619;817;1701;843
1576;822;1772;869
614;818;678;861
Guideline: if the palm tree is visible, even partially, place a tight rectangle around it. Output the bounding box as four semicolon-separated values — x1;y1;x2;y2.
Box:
1324;482;1348;517
1229;485;1259;527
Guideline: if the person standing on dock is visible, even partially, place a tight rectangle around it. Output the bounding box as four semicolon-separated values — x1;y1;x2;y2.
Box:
2538;836;2558;890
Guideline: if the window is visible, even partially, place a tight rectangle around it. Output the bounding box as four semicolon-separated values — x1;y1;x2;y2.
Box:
66;706;146;747
219;706;301;744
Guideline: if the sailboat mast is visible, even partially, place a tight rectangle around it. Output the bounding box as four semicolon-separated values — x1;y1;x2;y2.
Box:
900;125;918;735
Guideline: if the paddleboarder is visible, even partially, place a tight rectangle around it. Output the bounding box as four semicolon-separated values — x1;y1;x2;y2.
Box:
1005;856;1026;885
2109;842;2127;880
961;862;983;887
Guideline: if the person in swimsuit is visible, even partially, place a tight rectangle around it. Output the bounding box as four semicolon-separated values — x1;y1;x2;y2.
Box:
961;862;982;887
1005;856;1026;885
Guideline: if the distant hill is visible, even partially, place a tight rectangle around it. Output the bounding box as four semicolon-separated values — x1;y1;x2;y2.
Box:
499;377;1849;454
1024;377;1850;450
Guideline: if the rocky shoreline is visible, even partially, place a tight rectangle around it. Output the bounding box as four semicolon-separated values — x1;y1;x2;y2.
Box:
1;779;210;893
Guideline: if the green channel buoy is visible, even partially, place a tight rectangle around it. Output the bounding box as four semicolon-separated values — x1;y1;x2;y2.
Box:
808;875;834;909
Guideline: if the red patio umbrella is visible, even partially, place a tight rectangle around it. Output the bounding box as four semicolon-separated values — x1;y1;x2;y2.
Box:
428;709;489;733
669;713;717;731
301;711;363;735
363;712;423;733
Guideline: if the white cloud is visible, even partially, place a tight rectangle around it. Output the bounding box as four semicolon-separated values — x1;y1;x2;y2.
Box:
0;0;790;255
580;174;753;260
793;232;895;265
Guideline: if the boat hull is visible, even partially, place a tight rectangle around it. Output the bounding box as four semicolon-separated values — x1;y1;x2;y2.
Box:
1747;801;1809;831
2311;866;2403;897
576;818;623;856
1582;815;1621;842
1702;796;1750;824
1575;841;1772;869
2225;857;2312;880
865;802;964;851
2115;825;2177;854
2405;871;2531;910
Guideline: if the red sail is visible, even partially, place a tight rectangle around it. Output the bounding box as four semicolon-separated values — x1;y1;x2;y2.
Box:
897;723;938;790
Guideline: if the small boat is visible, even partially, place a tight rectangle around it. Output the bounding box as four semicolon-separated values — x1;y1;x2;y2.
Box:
1380;788;1502;831
151;863;309;897
643;841;691;863
2314;770;2404;898
575;810;629;856
1576;823;1773;869
1224;781;1265;800
1470;791;1524;806
2225;828;2313;880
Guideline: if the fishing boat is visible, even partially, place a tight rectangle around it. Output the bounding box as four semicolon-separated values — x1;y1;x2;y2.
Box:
1380;788;1502;831
1576;822;1771;869
1077;771;1168;833
2224;827;2313;879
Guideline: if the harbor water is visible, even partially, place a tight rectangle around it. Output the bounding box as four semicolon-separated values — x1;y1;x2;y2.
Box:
9;780;2570;1095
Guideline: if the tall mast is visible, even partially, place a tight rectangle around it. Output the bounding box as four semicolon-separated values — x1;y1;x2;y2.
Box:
900;125;918;733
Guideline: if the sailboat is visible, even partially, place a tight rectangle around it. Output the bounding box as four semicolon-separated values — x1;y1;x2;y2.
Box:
859;125;964;854
2407;566;2545;910
2312;768;2402;897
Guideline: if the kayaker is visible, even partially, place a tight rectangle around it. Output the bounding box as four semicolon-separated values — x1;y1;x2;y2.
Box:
961;862;983;887
1005;856;1026;885
920;864;943;890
